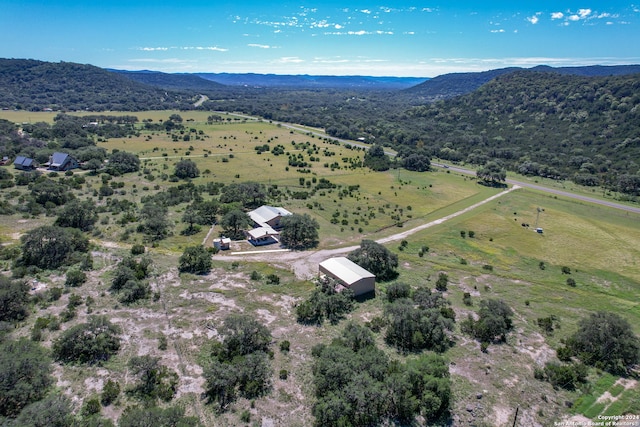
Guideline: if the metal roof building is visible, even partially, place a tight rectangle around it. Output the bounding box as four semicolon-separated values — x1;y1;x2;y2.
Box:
319;257;375;296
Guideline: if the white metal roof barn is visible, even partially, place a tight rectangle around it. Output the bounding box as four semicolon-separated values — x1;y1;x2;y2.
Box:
319;257;375;296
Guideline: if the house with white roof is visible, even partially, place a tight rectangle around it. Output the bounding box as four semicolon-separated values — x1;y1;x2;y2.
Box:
319;257;376;296
245;205;292;246
248;205;292;229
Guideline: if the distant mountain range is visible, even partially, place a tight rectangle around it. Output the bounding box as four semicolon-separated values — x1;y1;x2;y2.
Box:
404;64;640;101
108;69;427;90
1;58;639;112
112;64;640;95
193;73;427;90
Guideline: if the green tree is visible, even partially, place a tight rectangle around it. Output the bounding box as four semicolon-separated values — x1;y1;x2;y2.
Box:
568;311;640;375
127;355;178;402
30;178;73;207
384;299;453;353
216;314;272;360
220;209;251;240
0;338;53;417
84;158;104;173
11;394;72;427
54;199;98;231
52;316;121;365
311;323;451;426
219;182;266;208
296;276;355;325
107;150;140;175
65;268;87;287
181;209;202;235
101;379;120;406
435;272;448;291
279;213;319;249
363;144;391;171
204;313;273;411
203;359;238;411
178;245;212;274
0;276;30;323
118;405;198;427
174;159;200;179
348;240;399;281
402;153;431;172
462;299;514;344
476;161;507;185
140;202;172;241
386;282;411;303
192;199;219;225
19;225;89;269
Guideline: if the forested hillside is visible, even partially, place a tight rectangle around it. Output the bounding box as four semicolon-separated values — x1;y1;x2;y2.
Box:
0;59;195;111
112;70;227;91
394;71;640;194
404;64;640;101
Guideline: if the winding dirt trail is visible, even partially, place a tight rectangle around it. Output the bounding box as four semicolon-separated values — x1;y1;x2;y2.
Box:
213;185;519;279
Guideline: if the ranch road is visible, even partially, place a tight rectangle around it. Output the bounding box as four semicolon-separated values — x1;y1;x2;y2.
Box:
214;186;520;280
431;162;640;215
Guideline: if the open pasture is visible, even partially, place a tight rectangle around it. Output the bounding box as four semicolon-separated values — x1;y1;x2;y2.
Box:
90;112;497;249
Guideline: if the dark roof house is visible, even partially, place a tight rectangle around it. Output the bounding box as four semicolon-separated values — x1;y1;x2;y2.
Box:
47;152;79;171
13;156;36;171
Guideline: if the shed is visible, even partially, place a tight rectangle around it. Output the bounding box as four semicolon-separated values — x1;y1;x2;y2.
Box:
13;156;36;171
213;237;231;251
319;257;375;296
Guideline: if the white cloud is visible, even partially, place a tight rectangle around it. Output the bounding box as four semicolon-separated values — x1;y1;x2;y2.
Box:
551;12;564;20
182;46;228;51
360;9;372;14
527;15;539;24
277;57;304;64
135;46;228;52
490;29;506;33
137;47;169;51
248;44;273;49
578;9;592;18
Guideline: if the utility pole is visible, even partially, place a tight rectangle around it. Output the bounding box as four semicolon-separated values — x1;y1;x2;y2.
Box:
534;207;542;229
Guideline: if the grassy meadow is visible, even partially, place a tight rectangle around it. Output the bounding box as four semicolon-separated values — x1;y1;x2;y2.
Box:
1;110;639;425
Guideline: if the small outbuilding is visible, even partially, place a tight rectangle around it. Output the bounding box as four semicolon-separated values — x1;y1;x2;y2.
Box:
13;156;36;171
213;237;231;251
319;257;376;296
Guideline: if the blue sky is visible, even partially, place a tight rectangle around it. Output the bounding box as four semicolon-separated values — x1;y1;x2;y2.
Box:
2;1;639;77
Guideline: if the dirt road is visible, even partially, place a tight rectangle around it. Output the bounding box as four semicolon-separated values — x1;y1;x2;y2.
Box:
213;185;519;280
